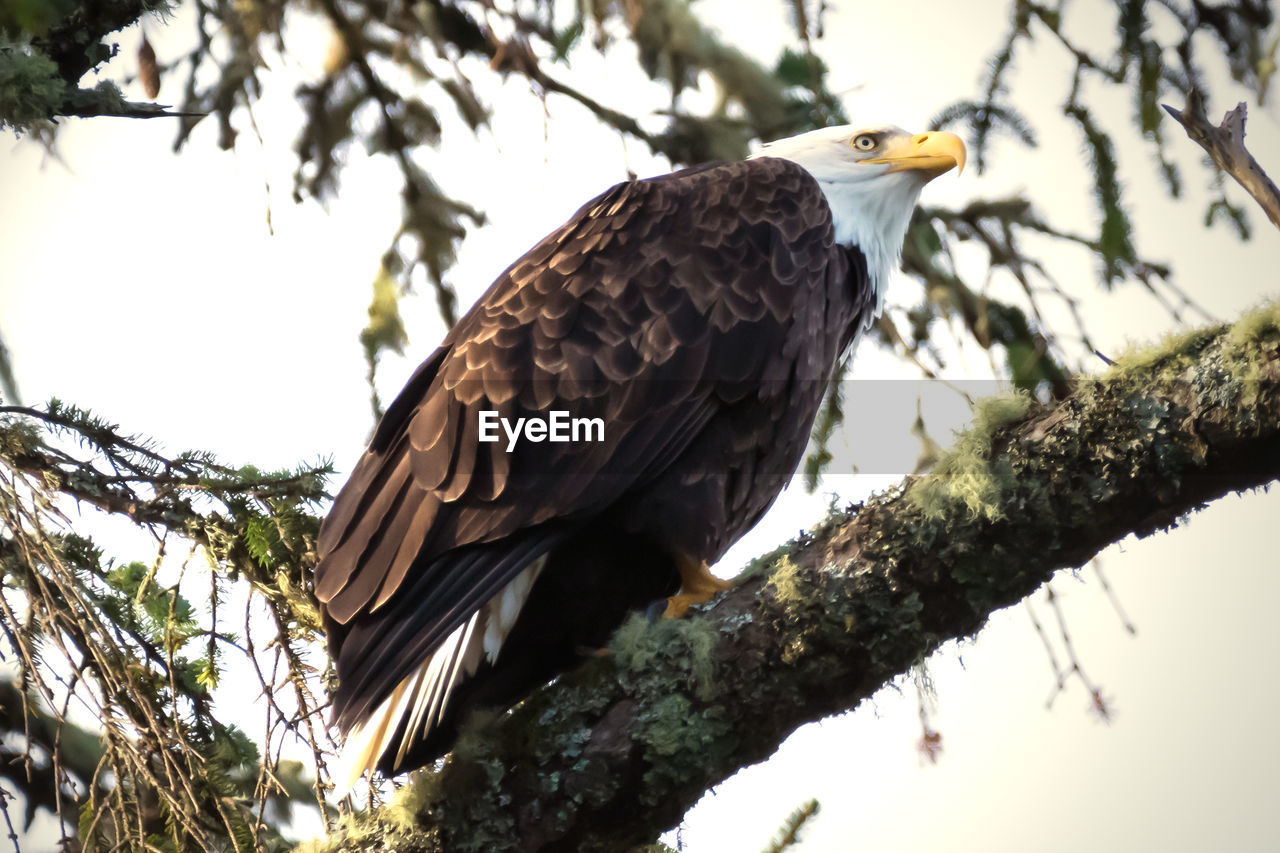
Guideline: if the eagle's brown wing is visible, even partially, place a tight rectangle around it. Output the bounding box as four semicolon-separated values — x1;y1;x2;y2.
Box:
314;157;850;731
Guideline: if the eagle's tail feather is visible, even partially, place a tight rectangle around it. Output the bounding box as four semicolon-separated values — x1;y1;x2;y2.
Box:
336;556;547;787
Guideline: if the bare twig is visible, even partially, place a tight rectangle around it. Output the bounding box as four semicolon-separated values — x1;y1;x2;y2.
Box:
914;667;943;765
1044;585;1111;720
1163;96;1280;232
1091;558;1136;635
0;787;19;853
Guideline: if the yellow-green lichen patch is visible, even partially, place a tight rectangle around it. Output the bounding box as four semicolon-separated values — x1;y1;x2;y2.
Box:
762;554;823;663
765;554;805;606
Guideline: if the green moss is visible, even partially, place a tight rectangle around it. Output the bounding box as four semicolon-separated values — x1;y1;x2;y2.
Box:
291;762;449;851
61;79;126;115
908;391;1031;521
973;392;1033;433
808;495;853;543
90;78;124;111
384;768;443;833
677;621;717;699
1219;299;1280;400
1106;324;1222;379
0;43;65;130
292;809;384;853
611;612;718;701
609;612;652;664
1225;298;1280;350
1100;299;1279;409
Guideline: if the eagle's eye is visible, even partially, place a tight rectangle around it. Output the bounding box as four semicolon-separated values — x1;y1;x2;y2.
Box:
852;133;878;151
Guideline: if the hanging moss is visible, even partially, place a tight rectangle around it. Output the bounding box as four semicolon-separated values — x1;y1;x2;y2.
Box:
0;44;64;130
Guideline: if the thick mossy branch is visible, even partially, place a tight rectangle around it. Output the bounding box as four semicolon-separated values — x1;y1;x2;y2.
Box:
317;303;1280;852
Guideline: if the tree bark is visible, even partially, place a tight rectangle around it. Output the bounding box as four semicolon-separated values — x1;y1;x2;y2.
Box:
313;305;1280;853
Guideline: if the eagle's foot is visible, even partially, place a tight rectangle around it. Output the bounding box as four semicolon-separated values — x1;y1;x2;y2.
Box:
661;554;734;619
661;592;705;619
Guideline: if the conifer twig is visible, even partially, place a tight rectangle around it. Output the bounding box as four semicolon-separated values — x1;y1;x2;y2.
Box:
761;800;820;853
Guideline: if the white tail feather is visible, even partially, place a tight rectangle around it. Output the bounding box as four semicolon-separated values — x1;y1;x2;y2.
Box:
337;556;546;788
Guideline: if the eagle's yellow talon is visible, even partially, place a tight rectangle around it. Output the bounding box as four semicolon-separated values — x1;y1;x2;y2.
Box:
661;593;695;619
661;555;736;618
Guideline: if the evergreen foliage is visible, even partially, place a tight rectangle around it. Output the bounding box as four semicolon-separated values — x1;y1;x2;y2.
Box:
0;400;333;849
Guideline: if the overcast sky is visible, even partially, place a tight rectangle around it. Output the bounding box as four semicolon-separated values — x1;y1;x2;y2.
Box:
2;0;1279;850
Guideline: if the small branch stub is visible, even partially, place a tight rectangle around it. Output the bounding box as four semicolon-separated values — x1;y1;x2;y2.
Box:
1163;95;1280;232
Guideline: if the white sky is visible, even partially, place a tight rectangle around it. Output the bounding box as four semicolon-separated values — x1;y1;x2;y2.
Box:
2;0;1279;850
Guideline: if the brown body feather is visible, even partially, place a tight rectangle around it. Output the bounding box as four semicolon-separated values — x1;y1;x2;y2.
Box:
315;157;873;777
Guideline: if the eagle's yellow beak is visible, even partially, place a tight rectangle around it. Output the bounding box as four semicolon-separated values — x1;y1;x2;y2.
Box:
864;131;966;179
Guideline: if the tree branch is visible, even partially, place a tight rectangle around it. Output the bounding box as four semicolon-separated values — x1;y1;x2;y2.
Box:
312;304;1280;852
1163;95;1280;231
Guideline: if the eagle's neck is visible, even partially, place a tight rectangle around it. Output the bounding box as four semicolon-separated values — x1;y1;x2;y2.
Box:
820;174;923;311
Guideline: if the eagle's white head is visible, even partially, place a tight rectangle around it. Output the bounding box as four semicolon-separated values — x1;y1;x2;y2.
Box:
754;124;965;316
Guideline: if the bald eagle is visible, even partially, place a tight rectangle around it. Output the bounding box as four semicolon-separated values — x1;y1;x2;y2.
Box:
315;125;965;785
